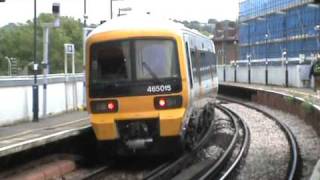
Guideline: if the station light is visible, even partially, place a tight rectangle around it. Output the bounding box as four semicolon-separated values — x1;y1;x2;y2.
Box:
0;0;5;2
52;3;60;16
52;3;60;27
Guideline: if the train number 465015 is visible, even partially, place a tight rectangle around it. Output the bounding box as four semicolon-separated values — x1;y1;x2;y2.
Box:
147;85;172;93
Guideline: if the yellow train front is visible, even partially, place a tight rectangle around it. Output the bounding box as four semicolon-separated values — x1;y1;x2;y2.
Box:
86;15;218;155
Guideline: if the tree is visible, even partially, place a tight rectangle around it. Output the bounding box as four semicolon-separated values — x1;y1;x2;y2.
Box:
0;13;84;75
208;19;217;24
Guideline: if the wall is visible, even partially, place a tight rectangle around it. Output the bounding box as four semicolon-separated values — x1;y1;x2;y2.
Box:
219;83;320;137
0;74;85;126
217;64;312;88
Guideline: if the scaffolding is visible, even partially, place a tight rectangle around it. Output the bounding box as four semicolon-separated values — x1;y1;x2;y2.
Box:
239;0;320;61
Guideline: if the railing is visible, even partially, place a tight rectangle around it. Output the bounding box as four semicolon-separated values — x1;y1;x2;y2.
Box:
217;63;313;88
0;73;85;126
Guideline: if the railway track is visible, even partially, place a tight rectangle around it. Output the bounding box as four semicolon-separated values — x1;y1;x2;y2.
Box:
218;96;299;180
143;104;250;180
64;102;250;180
2;98;299;180
204;104;250;180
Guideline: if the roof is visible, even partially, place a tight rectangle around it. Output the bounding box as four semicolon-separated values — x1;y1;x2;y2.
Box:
87;14;207;39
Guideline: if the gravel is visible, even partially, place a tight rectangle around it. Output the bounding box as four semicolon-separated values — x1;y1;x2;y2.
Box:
224;103;290;180
171;108;237;180
249;102;320;180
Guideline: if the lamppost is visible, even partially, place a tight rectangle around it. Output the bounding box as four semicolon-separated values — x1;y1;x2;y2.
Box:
118;7;131;17
247;22;251;84
284;50;288;87
222;41;226;82
33;0;39;122
234;40;238;83
42;3;60;118
84;0;87;27
265;33;269;85
82;0;88;108
4;56;12;76
315;25;320;53
110;0;123;19
283;11;289;87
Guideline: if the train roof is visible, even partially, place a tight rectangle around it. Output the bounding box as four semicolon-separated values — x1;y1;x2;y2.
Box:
88;14;209;40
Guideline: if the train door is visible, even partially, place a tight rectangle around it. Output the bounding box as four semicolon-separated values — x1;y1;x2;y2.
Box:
183;34;196;102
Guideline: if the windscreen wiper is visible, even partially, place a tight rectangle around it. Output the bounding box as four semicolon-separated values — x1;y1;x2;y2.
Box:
142;62;162;83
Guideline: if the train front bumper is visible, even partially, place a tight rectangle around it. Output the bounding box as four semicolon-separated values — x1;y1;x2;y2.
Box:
90;108;186;141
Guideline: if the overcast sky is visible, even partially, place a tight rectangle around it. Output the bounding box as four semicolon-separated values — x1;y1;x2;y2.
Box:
0;0;239;27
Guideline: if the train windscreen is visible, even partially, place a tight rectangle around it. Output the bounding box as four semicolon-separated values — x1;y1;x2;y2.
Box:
89;39;182;98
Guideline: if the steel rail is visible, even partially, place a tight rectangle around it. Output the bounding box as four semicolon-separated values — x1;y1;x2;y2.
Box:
218;96;299;180
193;104;249;180
81;164;113;180
217;105;250;180
144;105;216;180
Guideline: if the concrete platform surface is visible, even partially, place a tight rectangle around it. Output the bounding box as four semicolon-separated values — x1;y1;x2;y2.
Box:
0;111;89;158
220;82;320;106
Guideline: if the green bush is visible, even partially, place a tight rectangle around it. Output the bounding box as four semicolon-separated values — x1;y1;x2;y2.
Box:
284;96;295;104
301;101;313;114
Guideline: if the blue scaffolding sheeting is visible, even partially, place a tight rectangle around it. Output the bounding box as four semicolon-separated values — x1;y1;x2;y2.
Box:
239;0;320;61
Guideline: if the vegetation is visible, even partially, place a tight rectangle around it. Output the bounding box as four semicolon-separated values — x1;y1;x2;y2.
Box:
0;15;216;75
284;95;296;104
0;13;83;75
301;101;313;113
173;19;215;37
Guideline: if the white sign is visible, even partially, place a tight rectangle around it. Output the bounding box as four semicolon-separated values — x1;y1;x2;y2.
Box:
64;43;75;55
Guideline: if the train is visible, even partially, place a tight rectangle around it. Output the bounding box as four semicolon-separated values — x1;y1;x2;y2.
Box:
85;15;218;156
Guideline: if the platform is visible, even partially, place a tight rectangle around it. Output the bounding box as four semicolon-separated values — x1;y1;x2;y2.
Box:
0;111;89;158
220;82;320;107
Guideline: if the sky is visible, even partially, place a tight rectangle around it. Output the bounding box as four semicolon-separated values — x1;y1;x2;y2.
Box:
0;0;239;27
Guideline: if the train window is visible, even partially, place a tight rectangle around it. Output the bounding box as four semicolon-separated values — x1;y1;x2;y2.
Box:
208;52;217;74
200;51;211;81
190;50;199;83
91;40;131;83
89;39;182;98
135;40;179;80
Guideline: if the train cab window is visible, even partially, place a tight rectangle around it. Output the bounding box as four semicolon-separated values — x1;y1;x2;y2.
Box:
91;41;131;83
90;39;181;98
135;40;179;80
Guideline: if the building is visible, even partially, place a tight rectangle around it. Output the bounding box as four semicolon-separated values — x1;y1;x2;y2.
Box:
239;0;320;64
213;20;239;65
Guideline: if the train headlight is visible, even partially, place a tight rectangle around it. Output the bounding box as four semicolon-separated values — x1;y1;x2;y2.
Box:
91;100;118;113
154;95;182;110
